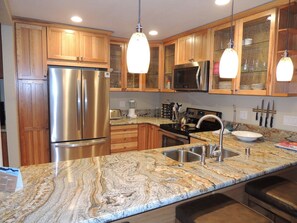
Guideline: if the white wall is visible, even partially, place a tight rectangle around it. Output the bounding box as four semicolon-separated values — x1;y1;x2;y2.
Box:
2;25;20;167
160;92;297;132
110;92;161;110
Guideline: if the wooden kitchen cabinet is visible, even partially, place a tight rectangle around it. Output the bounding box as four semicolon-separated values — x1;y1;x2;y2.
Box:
0;25;3;79
15;23;47;79
272;2;297;96
138;124;160;150
111;125;138;153
147;125;161;149
176;30;210;65
47;26;110;66
162;41;176;92
18;80;49;165
209;9;276;96
1;131;9;166
110;41;126;91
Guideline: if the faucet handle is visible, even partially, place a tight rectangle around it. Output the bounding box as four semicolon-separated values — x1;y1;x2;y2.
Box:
201;146;206;165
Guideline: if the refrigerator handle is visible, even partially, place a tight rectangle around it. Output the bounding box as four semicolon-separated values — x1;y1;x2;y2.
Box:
84;79;88;127
53;138;107;148
77;79;81;131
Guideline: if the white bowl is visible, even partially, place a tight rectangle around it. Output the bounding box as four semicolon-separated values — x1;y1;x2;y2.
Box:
232;131;263;142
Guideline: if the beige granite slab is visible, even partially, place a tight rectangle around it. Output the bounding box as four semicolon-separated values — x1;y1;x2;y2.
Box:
110;117;174;126
1;131;297;222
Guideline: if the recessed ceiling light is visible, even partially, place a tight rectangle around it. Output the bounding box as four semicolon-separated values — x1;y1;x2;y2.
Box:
149;30;158;36
215;0;230;6
71;16;82;23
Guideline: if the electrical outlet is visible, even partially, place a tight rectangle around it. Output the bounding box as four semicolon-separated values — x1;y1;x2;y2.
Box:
283;115;297;126
119;101;125;108
239;111;248;120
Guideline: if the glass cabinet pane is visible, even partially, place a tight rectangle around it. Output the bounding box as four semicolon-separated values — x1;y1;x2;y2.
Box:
127;73;140;88
240;16;271;90
110;44;122;88
164;44;175;89
212;26;234;90
146;46;159;89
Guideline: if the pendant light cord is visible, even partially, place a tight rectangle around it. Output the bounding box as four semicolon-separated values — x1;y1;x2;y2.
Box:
285;0;291;56
229;0;234;48
136;0;143;32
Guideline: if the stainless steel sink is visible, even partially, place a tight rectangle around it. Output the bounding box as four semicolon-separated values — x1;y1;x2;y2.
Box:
162;149;200;162
189;145;239;159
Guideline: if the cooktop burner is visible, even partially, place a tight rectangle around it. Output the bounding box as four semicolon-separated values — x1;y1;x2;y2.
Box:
160;108;222;137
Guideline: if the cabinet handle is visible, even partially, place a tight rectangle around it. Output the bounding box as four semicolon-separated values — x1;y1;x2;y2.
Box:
77;56;80;61
81;56;83;61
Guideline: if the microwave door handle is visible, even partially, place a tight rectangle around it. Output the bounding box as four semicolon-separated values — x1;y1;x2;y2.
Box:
196;65;201;89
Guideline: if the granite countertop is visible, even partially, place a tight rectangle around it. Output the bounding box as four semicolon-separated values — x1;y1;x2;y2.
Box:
1;131;297;222
110;117;174;126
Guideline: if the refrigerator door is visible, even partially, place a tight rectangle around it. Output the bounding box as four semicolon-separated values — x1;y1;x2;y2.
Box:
51;138;110;162
49;67;82;142
82;70;110;139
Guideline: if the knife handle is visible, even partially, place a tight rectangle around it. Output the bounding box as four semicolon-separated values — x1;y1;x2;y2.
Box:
256;112;258;121
259;116;263;126
265;117;268;127
270;117;273;128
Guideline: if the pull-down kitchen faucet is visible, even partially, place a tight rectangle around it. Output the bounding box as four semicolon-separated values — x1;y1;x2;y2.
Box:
196;114;224;162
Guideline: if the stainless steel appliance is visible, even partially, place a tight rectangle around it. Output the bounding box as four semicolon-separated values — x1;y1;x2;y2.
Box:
159;108;222;147
173;61;209;91
48;66;110;162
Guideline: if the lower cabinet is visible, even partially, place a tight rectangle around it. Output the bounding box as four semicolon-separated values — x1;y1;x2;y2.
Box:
18;80;50;165
111;124;161;153
111;125;138;153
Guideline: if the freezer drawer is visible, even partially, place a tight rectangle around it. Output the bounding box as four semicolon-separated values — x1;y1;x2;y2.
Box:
51;138;110;162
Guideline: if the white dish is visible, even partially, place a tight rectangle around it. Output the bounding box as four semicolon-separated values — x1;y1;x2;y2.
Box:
232;131;263;142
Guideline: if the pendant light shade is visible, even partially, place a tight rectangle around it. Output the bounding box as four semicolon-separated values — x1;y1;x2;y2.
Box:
276;51;294;81
219;0;238;79
127;0;150;74
219;47;239;78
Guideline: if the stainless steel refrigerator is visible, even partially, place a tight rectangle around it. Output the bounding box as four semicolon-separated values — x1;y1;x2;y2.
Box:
48;66;110;162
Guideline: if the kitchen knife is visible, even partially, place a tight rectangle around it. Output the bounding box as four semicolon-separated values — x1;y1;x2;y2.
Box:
259;99;264;126
270;100;274;128
264;102;270;128
256;105;259;120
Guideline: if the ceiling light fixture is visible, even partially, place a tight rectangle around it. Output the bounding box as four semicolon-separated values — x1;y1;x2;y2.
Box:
127;0;150;74
276;0;294;82
219;0;238;79
71;16;82;23
149;30;158;36
215;0;230;6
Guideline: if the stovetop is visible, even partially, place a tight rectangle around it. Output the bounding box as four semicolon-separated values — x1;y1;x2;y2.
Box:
160;108;222;137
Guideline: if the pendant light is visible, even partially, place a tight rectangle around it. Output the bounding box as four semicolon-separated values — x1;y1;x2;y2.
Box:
219;0;239;78
276;0;294;81
127;0;150;74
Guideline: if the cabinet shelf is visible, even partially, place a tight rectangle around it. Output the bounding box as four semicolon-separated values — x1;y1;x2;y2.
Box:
277;50;297;55
278;28;297;34
241;69;267;74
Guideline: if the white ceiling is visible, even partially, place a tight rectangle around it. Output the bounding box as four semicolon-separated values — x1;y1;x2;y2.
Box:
8;0;274;40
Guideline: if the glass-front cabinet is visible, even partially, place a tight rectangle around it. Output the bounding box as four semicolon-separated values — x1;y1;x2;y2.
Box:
163;41;176;92
110;42;125;91
209;9;276;95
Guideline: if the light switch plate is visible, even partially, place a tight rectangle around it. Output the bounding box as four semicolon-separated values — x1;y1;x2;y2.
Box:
239;111;248;120
283;115;297;126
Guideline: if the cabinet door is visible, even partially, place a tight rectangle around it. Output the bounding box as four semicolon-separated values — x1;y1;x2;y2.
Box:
111;125;138;153
236;9;276;95
16;23;47;79
0;26;3;79
138;124;148;150
144;44;162;91
209;22;238;94
177;35;194;64
47;27;80;61
162;42;176;92
80;32;109;63
148;125;160;149
110;42;126;90
18;80;49;165
193;30;210;61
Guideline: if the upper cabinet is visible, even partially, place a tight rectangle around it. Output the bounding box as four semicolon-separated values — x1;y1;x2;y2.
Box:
176;30;210;64
110;41;126;91
209;9;276;95
272;2;297;96
162;41;176;92
0;25;3;79
15;23;47;79
47;27;110;67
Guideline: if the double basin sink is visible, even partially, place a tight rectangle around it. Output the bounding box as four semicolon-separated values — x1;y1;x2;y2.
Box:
162;145;239;163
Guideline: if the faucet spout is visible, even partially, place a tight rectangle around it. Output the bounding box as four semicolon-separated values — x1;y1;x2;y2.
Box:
196;114;224;162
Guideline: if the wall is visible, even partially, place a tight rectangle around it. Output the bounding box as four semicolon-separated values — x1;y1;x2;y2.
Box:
2;25;20;167
160;92;297;132
110;92;161;111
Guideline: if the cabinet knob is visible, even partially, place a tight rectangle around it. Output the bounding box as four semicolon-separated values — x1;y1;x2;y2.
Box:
81;56;83;61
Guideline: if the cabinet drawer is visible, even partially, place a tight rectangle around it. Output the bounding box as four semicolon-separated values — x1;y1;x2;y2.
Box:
111;141;138;153
111;125;138;131
111;133;138;144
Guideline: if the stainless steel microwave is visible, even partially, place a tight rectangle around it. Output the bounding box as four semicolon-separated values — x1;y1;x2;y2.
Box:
173;61;209;92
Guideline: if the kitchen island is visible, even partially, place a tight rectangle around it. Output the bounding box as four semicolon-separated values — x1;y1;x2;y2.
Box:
1;130;297;223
